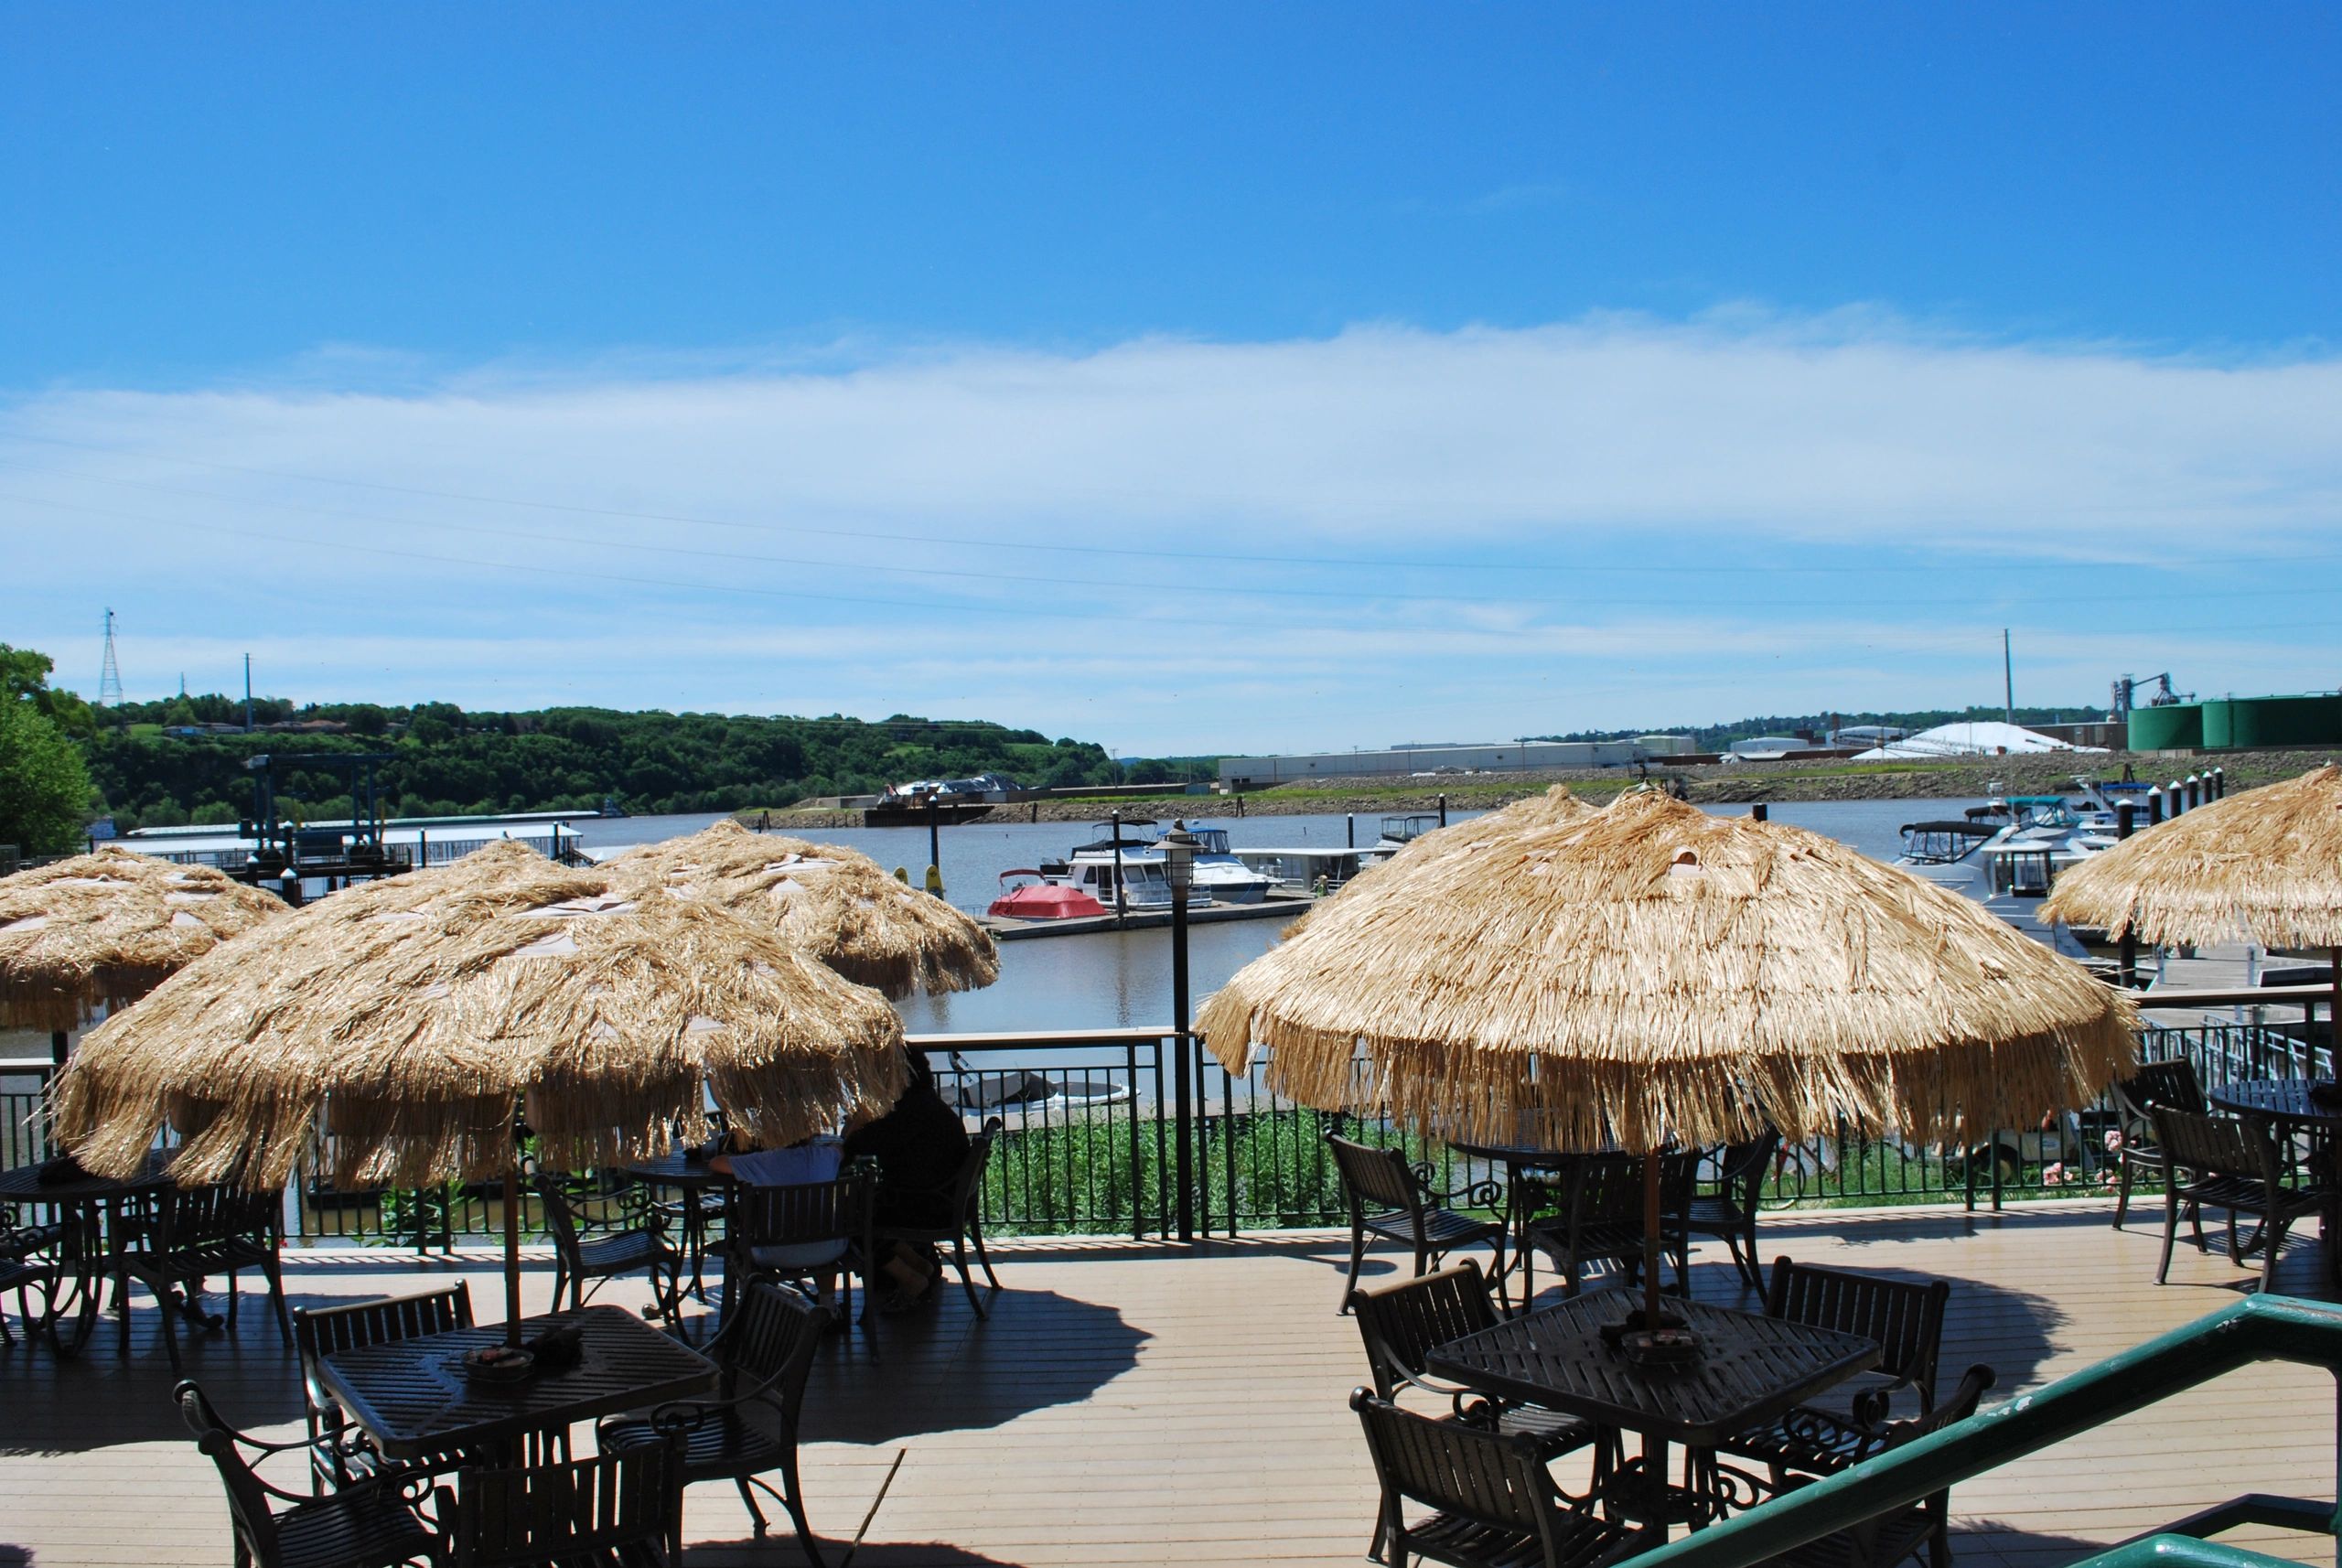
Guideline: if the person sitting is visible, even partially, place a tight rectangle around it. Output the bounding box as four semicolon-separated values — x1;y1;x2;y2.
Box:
844;1050;970;1230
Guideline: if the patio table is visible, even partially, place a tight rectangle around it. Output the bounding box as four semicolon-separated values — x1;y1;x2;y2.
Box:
1426;1288;1877;1541
315;1304;716;1463
624;1151;722;1305
0;1149;180;1353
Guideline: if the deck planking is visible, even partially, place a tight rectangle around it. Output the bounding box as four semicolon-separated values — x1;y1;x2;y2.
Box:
0;1196;2332;1568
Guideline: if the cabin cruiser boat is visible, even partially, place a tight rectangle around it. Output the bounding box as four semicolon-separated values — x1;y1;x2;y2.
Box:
1175;823;1276;904
1971;797;2119;897
1373;814;1445;855
1036;823;1219;912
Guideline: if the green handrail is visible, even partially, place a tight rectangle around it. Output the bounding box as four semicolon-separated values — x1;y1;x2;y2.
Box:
1621;1293;2342;1568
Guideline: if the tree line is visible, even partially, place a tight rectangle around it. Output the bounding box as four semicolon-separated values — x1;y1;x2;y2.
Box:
0;642;1160;848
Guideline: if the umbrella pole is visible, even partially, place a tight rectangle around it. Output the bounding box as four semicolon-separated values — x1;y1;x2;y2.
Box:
1642;1150;1662;1329
2329;949;2339;1067
504;1149;524;1348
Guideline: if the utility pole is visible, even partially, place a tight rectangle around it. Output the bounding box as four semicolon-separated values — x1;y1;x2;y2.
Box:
2003;629;2014;726
243;653;254;732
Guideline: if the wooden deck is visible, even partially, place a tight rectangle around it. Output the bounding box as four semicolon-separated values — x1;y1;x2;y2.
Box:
1;1197;2332;1568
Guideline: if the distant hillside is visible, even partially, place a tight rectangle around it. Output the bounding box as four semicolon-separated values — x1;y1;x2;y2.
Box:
85;695;1123;831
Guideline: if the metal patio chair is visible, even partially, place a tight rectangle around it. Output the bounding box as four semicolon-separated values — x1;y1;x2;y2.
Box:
1525;1150;1696;1301
873;1117;1004;1318
116;1182;292;1372
1350;1389;1629;1568
177;1379;442;1568
1328;1134;1507;1314
2108;1058;2208;1230
601;1280;829;1565
291;1283;475;1491
723;1162;877;1328
2152;1106;2324;1294
1349;1261;1617;1561
532;1172;682;1319
1763;1364;1997;1568
1668;1129;1782;1291
1716;1256;1950;1482
439;1436;684;1568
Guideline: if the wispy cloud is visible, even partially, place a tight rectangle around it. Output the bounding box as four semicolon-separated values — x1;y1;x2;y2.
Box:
2;310;2336;748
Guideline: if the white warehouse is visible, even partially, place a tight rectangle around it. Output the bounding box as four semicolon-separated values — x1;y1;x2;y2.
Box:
1218;739;1644;789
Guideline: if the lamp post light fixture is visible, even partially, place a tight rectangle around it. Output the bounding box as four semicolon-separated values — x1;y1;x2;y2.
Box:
1159;822;1200;1242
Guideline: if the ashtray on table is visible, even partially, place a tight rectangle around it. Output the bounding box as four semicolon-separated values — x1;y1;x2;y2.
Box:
462;1346;537;1384
1612;1326;1704;1369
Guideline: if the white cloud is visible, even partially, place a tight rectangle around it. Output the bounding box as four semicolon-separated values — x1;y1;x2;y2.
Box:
3;310;2337;751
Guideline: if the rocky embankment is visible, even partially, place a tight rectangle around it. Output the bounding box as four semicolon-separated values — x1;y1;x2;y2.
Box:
734;747;2333;830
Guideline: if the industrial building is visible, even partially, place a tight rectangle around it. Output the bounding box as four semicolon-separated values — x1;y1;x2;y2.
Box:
1218;739;1646;789
2127;691;2342;751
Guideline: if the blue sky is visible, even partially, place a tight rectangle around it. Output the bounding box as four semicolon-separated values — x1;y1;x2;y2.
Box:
2;5;2337;753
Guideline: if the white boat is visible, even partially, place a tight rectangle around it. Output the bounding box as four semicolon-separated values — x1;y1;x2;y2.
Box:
1035;824;1216;911
1177;824;1276;904
1970;797;2119;897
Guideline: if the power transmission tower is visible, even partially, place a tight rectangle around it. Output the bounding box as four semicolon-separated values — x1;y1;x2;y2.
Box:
98;608;124;707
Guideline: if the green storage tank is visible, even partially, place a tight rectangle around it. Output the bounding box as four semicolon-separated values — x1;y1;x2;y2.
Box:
2218;693;2342;749
2199;699;2234;750
2128;703;2202;751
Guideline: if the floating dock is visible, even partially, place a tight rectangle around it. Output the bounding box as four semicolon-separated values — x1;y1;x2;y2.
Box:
982;891;1315;940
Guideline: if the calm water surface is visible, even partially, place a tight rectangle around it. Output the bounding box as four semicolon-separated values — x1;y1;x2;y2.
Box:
569;800;1992;1036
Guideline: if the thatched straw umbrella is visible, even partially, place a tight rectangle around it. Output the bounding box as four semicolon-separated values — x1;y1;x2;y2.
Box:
52;840;906;1343
0;847;286;1064
2042;763;2342;1028
606;819;998;999
1201;788;2136;1339
1283;786;1595;939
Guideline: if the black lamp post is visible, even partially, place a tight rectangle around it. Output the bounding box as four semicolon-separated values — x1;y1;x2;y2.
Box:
1159;822;1199;1242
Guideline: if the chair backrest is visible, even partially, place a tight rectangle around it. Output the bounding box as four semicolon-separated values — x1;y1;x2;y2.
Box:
176;1380;285;1567
2113;1058;2209;1130
1565;1152;1647;1231
1767;1257;1950;1408
1714;1129;1783;1204
1868;1363;1996;1515
728;1165;876;1252
1348;1260;1499;1398
1327;1135;1423;1216
719;1280;829;1413
529;1174;586;1262
446;1439;682;1568
1352;1389;1574;1557
2151;1107;2274;1183
154;1183;277;1255
293;1283;474;1412
948;1124;1003;1225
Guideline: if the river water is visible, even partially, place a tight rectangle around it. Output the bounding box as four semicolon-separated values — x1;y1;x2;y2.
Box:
566;799;1991;1036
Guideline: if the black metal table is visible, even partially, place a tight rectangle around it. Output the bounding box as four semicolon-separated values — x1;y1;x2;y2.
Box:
625;1151;723;1305
1427;1289;1878;1539
0;1149;180;1353
315;1305;717;1463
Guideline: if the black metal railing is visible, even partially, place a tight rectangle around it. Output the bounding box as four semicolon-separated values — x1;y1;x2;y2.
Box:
1;1017;2327;1244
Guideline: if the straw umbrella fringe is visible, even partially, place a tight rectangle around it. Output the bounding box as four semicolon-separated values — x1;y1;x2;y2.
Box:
2041;762;2342;1027
0;847;286;1033
607;819;999;998
52;842;908;1192
1202;790;2138;1155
